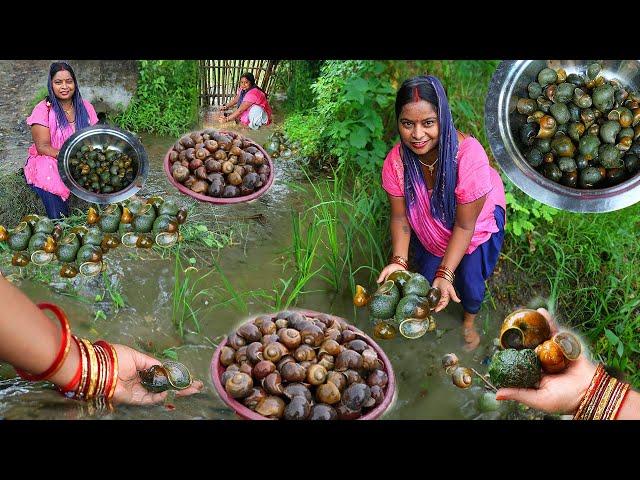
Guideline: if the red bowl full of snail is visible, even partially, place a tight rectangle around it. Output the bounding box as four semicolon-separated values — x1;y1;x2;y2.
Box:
164;129;274;204
211;310;396;420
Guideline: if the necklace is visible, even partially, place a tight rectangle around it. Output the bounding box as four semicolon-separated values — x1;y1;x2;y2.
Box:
418;157;438;174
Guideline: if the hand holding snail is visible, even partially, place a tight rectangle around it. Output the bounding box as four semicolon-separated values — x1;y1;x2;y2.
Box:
495;308;595;415
431;276;460;312
112;345;204;405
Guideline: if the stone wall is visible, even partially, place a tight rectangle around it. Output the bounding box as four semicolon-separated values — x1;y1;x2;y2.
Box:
71;60;139;114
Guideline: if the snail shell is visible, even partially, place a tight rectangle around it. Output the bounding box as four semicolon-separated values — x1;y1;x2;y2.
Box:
280;362;306;383
225;372;253;399
361;349;379;371
309;404;338;420
316;381;341;405
234;346;249;364
237;323;262;343
253;360;276;380
535;340;568;374
283;383;313;402
246;342;264;364
243;387;268;411
341;329;357;343
452;367;473;389
441;353;459;374
370;385;384;407
317;355;335;371
319;339;342;357
294;344;316;362
324;328;343;343
335;350;363;372
258;320;277;336
300;324;324;347
274;318;288;330
343;369;363;385
367;369;388;389
254;396;285;419
263;342;287;363
326;371;348;392
263;372;284;396
342;383;372;411
284;396;311;420
228;332;246;350
353;284;371;307
279;328;302;350
306;364;328;385
499;309;551;350
220;346;236;366
261;334;279;346
345;339;368;353
276;355;295;371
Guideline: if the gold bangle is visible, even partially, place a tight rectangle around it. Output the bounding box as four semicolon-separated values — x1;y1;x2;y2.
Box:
80;338;98;400
611;383;631;419
594;376;618;420
73;335;89;400
93;344;107;398
583;371;611;420
603;380;625;420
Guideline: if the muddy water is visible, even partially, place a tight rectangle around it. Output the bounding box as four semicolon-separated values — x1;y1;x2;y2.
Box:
0;128;519;420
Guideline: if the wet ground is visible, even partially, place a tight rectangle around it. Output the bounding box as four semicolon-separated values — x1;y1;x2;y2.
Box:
0;63;537;419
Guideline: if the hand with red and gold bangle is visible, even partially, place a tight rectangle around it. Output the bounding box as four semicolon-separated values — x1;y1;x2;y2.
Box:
495;308;639;419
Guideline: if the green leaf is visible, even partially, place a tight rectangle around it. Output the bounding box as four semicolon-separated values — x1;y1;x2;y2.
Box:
189;257;196;265
349;126;370;149
616;341;624;357
162;348;178;360
604;328;619;346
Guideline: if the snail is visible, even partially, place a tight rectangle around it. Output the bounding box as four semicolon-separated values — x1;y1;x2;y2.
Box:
535;331;582;373
451;366;473;389
353;284;370;307
499;309;551;350
139;361;193;393
441;353;459;375
224;372;253;399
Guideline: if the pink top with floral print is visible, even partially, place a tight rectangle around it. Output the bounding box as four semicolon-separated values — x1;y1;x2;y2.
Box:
24;99;99;200
381;137;506;256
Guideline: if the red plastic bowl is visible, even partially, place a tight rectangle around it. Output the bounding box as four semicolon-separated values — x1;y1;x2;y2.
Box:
210;309;396;420
163;130;275;204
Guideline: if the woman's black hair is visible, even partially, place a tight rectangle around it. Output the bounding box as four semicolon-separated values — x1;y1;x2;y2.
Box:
46;62;91;133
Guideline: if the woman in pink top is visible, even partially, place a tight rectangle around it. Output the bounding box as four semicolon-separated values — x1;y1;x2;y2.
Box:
24;62;99;219
378;75;506;351
219;72;272;130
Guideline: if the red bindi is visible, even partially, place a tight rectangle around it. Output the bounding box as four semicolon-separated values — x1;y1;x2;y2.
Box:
412;86;420;103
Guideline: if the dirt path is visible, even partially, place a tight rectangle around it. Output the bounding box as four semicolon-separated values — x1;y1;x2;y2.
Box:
0;60;52;170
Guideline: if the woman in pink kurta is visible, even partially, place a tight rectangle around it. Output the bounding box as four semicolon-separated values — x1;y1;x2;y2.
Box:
24;62;99;218
219;72;272;130
377;75;506;351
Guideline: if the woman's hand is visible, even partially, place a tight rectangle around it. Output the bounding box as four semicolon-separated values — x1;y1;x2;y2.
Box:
495;308;595;415
218;115;228;123
111;344;204;406
377;263;406;284
432;276;460;312
220;105;228;111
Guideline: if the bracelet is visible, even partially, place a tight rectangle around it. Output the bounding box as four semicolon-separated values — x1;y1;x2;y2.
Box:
17;303;71;381
573;364;631;420
435;265;455;285
389;255;409;270
59;336;82;394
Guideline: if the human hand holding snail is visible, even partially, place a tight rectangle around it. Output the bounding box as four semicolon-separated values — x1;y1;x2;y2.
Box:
111;344;203;405
376;263;406;284
431;276;460;312
495;308;595;415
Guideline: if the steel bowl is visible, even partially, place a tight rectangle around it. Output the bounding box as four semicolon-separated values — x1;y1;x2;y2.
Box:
163;130;274;204
58;124;149;204
485;60;640;213
211;309;397;420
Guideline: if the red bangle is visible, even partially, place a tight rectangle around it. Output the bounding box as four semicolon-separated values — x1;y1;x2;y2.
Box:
17;303;71;382
95;340;117;400
59;336;82;394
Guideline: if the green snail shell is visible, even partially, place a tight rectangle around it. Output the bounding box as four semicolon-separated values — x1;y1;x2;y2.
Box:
592;84;615;112
527;82;543;99
587;63;601;80
537;68;558;87
598;144;623;168
139;361;192;393
600;120;621;144
554;82;575;104
549;103;570;125
578;135;601;160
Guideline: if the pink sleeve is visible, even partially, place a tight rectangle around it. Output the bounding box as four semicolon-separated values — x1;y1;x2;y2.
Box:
382;145;403;197
242;89;261;104
26;101;50;127
455;138;493;204
84;100;99;125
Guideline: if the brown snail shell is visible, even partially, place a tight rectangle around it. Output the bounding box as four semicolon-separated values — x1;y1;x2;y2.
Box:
342;383;372;411
220;346;236;366
283;383;313;402
237;323;262;343
258;320;276;336
353;284;371;307
345;339;368;353
255;396;285;419
552;331;581;360
227;332;246;350
319;339;342;357
239;362;253;376
500;309;551;350
316;381;341;405
300;324;324;347
261;334;279;346
243;387;268;411
335;403;361;420
306;364;328;385
326;371;348;392
276;355;295;371
263;342;287;363
225;372;253;399
59;263;78;278
274;318;288;330
286;312;309;330
343;369;363;385
373;322;397;340
361;349;379;371
280;362;306;383
335;350;363;372
278;328;302;350
294;344;316;362
441;353;459;375
246;342;264;364
309;404;338;420
341;329;357;343
87;207;99;225
367;369;389;388
317;355;335;371
284;396;311;420
370;385;384;407
299;360;315;370
535;340;569;374
253;360;276;380
12;252;30;267
234;346;249;364
43;236;57;254
220;369;237;387
263;372;284;396
452;367;473;389
324;328;343;343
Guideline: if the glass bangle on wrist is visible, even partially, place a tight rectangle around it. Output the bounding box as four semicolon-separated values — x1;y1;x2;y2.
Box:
389;255;409;269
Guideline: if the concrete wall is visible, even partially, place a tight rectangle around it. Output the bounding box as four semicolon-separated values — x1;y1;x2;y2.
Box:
71;60;139;114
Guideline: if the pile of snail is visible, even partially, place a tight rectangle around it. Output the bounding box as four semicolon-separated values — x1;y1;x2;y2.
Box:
218;311;391;420
139;360;193;393
515;62;640;189
0;196;188;278
263;131;299;160
69;145;136;194
168;129;271;199
353;270;441;340
445;309;582;391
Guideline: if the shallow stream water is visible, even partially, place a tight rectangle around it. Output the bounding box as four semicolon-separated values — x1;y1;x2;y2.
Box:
0;125;525;420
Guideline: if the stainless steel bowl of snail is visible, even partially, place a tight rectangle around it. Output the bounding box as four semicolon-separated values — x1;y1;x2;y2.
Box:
485;60;640;213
